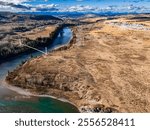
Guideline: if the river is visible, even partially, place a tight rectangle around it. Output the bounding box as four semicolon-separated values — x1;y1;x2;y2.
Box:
0;27;79;113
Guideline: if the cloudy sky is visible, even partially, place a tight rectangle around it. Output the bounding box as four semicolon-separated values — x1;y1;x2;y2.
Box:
0;0;150;13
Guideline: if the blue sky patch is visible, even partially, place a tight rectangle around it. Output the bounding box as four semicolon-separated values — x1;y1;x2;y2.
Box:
0;0;150;13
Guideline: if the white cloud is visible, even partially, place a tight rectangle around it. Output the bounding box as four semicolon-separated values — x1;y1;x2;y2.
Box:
36;4;57;9
0;5;22;12
0;1;58;12
0;0;29;4
32;4;58;12
0;0;150;13
62;5;99;12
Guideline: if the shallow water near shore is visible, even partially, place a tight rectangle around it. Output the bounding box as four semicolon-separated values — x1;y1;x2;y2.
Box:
0;27;79;113
0;97;78;113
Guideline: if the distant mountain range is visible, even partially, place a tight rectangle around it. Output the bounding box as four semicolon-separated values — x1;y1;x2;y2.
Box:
0;12;62;22
0;11;150;22
18;11;150;18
